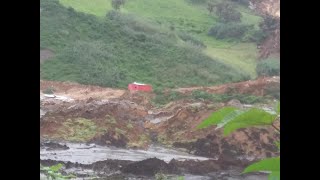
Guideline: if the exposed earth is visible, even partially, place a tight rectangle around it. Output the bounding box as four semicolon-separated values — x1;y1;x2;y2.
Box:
40;77;279;179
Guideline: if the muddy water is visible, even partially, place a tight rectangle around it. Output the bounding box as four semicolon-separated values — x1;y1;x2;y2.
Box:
40;143;268;179
40;143;211;164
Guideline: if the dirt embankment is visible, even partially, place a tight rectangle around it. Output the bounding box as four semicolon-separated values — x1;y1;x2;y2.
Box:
259;26;280;59
41;99;150;148
40;157;266;179
40;78;280;161
40;80;126;100
175;76;280;96
146;101;279;162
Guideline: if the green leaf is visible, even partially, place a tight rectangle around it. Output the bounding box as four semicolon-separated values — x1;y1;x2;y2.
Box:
268;171;280;180
50;163;63;172
197;107;237;129
243;157;280;174
223;108;277;136
215;109;245;129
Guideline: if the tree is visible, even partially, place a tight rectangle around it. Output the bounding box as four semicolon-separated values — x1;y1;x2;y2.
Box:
259;15;279;36
111;0;126;11
253;14;279;45
215;2;242;23
197;102;280;180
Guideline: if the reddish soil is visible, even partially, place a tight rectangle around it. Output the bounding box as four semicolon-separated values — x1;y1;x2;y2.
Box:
40;77;280;159
40;80;126;100
175;76;280;96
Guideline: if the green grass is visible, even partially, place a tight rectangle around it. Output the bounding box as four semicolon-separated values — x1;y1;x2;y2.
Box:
41;0;250;88
58;0;262;79
60;0;112;17
205;44;258;78
60;0;261;78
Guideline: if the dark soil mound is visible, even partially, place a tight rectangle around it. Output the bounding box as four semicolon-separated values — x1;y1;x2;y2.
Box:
121;158;179;176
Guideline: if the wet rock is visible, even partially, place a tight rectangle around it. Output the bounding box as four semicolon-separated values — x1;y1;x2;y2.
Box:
170;159;221;175
41;141;69;150
174;135;220;158
121;158;179;176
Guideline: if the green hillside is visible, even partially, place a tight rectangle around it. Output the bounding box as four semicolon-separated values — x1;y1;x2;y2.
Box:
40;0;261;88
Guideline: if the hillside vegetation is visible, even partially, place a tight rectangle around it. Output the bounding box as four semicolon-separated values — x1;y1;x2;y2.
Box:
40;0;264;88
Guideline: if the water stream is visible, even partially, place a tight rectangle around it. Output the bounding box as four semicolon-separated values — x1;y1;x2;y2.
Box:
40;143;211;164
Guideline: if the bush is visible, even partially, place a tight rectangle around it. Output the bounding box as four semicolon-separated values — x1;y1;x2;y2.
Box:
244;29;267;43
215;2;242;23
208;23;251;40
178;32;206;48
191;90;265;104
186;0;208;5
152;91;186;106
256;58;280;77
257;15;280;43
107;11;161;35
230;0;250;6
260;15;279;34
192;90;215;101
111;0;126;11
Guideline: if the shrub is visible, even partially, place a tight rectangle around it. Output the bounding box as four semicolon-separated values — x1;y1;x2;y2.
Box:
107;12;160;35
192;90;215;101
191;90;265;104
152;91;185;106
257;15;280;43
256;58;280;77
230;0;250;6
111;0;126;11
215;2;242;23
260;15;279;34
244;29;267;43
208;23;251;40
178;32;206;48
186;0;208;5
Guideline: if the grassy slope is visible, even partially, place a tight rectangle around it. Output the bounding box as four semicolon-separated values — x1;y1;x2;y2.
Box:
41;0;249;89
60;0;261;77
